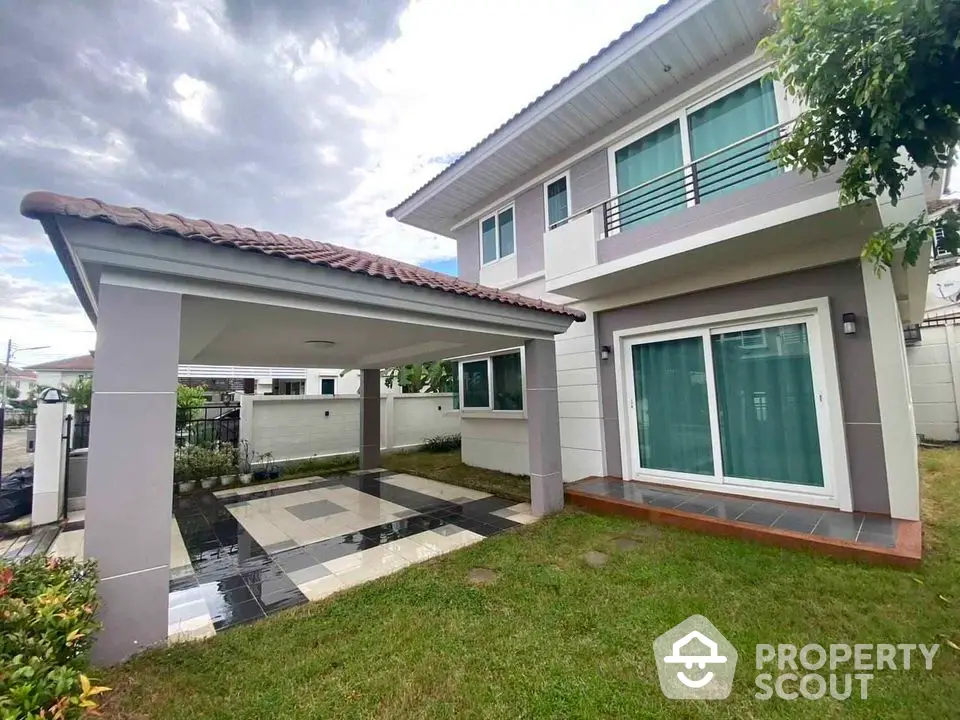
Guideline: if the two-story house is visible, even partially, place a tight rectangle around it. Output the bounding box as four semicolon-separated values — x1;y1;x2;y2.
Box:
389;0;929;523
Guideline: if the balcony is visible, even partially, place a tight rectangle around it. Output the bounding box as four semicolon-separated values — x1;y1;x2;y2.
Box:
544;119;849;299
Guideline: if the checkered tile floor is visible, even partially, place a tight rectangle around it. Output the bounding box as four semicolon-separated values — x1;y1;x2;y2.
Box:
166;470;536;643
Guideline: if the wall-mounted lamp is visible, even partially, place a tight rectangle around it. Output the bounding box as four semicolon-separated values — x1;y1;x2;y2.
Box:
842;312;857;335
600;345;611;361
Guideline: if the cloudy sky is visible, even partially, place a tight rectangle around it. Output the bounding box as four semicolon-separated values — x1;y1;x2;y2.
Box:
0;0;651;366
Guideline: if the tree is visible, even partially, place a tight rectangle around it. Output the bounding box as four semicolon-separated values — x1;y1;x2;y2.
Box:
3;384;17;402
761;0;960;269
61;376;92;409
176;383;207;423
383;361;455;394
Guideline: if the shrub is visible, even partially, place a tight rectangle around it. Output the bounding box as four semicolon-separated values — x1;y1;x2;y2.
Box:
421;433;461;452
0;555;108;719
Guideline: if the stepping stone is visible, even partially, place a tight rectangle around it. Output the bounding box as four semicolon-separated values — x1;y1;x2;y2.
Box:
632;525;662;539
583;551;609;568
466;568;498;585
613;537;640;552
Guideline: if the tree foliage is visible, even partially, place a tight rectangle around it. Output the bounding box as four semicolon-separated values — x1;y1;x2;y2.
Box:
384;361;455;394
761;0;960;269
60;376;92;409
176;383;207;423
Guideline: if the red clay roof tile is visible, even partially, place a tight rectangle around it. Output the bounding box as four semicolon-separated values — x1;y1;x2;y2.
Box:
20;191;584;321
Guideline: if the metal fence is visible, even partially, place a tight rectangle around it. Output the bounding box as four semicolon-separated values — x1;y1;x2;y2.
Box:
176;403;240;448
2;408;35;428
70;402;240;451
73;408;90;449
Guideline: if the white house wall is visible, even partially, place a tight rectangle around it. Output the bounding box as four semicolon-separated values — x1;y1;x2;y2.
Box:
907;324;960;441
240;393;460;463
456;276;605;482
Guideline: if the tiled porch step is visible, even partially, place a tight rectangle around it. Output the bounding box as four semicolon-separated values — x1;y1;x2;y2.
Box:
566;477;922;568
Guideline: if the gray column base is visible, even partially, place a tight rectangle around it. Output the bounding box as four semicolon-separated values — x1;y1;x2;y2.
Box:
525;339;564;516
531;472;564;516
359;443;381;470
359;369;381;470
92;565;169;666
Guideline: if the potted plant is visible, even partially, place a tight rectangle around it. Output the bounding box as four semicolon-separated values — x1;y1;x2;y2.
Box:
253;451;272;482
174;449;196;494
267;454;282;480
198;447;219;490
237;441;253;485
218;444;236;487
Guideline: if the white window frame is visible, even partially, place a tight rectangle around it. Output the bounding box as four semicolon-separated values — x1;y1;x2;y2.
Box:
479;203;517;266
604;68;785;235
543;171;572;231
455;347;526;417
612;297;853;512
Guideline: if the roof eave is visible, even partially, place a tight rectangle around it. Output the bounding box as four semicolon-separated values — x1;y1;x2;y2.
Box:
386;0;707;226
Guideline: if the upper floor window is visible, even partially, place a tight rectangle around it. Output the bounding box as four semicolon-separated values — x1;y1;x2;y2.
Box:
608;75;781;233
687;78;779;201
545;174;570;230
320;378;335;395
480;205;515;265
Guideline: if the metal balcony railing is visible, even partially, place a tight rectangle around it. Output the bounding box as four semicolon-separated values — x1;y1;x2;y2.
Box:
568;120;794;238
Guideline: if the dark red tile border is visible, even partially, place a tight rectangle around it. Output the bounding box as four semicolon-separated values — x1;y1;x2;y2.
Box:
565;479;922;568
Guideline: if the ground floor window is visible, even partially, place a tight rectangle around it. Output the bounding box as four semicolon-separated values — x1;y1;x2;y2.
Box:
625;314;827;493
457;350;524;411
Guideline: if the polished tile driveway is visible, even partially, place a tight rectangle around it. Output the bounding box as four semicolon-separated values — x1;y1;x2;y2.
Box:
168;470;536;642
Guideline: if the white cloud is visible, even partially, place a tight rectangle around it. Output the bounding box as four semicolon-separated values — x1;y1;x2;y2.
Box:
169;73;219;131
332;0;653;262
0;272;94;366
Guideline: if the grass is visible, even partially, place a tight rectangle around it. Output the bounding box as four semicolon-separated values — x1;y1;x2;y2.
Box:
382;448;530;503
101;449;960;719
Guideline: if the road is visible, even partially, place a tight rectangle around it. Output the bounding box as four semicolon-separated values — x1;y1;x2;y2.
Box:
1;427;32;475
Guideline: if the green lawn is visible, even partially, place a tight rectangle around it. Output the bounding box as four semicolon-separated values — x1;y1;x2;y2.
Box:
382;448;530;503
102;449;960;719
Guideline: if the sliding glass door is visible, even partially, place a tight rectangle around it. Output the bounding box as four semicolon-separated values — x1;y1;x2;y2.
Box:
626;316;827;496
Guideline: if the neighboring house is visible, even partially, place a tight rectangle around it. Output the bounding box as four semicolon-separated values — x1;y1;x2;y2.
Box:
390;0;928;522
1;365;37;400
27;354;94;390
27;354;392;398
904;197;960;441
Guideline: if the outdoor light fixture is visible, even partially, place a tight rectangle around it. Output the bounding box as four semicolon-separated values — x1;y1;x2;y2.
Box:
600;345;611;361
842;313;857;335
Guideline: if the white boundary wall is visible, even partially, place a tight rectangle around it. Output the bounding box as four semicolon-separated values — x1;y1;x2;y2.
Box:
906;324;960;441
239;393;460;462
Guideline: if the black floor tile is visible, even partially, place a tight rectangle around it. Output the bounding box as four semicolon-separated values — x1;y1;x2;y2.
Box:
735;505;786;528
856;531;896;548
812;513;863;542
212;598;266;630
772;510;824;534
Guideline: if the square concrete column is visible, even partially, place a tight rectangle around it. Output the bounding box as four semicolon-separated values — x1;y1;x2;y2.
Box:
359;369;381;470
525;338;563;516
85;283;181;665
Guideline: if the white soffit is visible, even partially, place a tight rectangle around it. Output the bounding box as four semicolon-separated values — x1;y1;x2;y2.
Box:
390;0;772;235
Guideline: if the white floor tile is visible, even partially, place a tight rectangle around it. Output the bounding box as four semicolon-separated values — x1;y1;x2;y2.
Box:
299;574;346;601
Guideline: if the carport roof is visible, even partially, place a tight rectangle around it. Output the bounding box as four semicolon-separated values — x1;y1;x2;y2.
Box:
20;191;584;321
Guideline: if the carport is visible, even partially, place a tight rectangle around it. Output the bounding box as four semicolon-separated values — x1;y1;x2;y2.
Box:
21;191;583;664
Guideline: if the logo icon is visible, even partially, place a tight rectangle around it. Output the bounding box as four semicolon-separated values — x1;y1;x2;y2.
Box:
654;615;738;700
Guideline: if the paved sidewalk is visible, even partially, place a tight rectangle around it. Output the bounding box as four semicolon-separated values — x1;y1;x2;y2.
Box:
1;427;32;475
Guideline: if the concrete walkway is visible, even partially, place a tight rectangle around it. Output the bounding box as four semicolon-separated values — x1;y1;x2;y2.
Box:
2;427;32;475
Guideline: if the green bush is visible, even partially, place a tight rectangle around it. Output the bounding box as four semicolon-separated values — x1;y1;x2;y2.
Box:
421;433;461;453
0;555;108;719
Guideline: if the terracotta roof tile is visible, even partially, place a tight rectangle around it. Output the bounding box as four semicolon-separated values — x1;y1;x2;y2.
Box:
25;354;95;371
20;191;584;321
